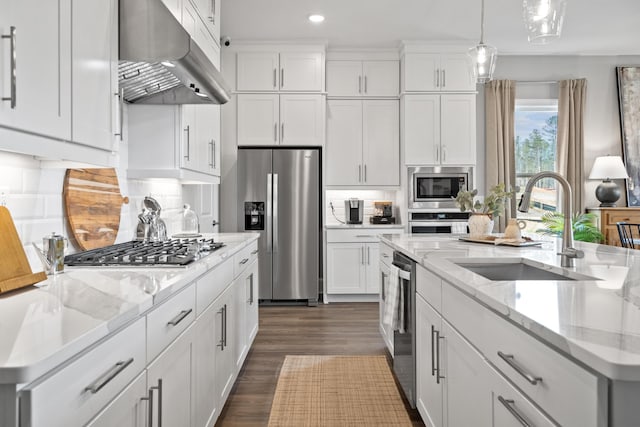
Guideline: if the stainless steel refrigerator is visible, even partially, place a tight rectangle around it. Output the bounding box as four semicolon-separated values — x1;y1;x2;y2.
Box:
237;148;321;305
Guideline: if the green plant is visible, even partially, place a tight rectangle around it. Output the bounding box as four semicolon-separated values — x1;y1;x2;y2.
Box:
454;184;515;218
536;212;604;243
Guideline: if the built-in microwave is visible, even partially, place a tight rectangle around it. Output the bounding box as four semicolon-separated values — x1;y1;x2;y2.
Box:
408;166;473;209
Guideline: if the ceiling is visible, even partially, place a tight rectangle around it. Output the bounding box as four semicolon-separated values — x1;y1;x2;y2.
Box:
220;0;640;55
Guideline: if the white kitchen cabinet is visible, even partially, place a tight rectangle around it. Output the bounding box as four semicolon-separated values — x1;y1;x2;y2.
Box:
194;296;220;427
191;0;221;46
86;372;147;427
245;259;260;348
236;51;323;92
147;323;196;427
403;94;475;166
378;257;393;353
326;60;399;97
71;0;118;152
326;99;399;186
0;0;71;141
182;0;220;67
416;294;444;427
128;104;221;183
214;284;236;406
237;93;324;146
403;53;475;92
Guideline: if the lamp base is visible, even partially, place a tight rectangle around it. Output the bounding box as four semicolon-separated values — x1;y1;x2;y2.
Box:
595;179;621;207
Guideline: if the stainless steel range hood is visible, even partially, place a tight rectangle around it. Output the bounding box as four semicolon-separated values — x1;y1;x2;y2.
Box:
119;0;230;104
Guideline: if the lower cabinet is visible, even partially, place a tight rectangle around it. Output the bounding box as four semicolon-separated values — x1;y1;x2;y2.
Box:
86;372;148;427
214;284;236;407
378;258;393;353
194;302;220;427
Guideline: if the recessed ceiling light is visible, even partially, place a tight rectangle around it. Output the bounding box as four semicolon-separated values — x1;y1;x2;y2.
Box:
308;14;325;23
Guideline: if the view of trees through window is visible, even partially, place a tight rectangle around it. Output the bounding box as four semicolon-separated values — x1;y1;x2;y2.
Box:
514;100;559;222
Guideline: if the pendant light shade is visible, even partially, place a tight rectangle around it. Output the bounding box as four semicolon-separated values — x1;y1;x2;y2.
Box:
522;0;567;44
468;0;497;83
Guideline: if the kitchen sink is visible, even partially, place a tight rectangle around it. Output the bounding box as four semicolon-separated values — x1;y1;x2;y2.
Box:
452;258;600;282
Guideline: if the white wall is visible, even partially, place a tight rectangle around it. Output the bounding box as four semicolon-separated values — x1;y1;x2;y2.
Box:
476;54;640;209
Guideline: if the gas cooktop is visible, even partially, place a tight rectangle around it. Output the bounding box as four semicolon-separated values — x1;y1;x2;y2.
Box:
64;238;224;267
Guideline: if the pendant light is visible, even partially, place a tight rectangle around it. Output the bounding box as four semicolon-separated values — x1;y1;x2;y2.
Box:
522;0;567;44
467;0;497;84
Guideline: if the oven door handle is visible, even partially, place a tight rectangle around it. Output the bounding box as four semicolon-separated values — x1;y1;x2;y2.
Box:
396;269;411;281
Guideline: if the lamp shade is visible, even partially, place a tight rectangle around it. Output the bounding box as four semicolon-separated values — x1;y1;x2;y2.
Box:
522;0;567;44
588;156;629;180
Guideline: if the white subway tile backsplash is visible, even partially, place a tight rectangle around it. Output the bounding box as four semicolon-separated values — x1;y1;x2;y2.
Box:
4;195;46;219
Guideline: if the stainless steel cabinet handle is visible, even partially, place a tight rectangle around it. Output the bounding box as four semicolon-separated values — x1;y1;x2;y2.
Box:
358;75;362;94
281;122;284;142
497;351;543;385
431;325;436;376
367;246;370;265
2;26;17;108
435;69;439;88
184;125;190;160
217;306;225;349
213;140;217;168
355;234;373;238
250;249;259;255
364;164;367;182
239;258;249;265
358;165;362;182
274;122;277;142
114;88;124;140
140;386;153;427
435;145;439;162
280;68;284;88
273;68;277;89
84;358;134;393
364;75;368;93
436;330;445;384
442;145;447;162
442;69;446;88
209;140;214;167
142;379;162;427
167;308;192;326
382;253;390;258
211;0;216;24
154;379;163;427
248;274;254;304
381;271;386;300
497;396;532;427
223;304;228;348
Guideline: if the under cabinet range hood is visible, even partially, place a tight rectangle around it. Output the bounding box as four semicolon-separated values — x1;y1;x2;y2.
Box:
118;0;231;105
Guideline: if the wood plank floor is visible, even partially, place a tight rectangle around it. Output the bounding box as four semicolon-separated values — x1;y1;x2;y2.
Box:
216;302;425;426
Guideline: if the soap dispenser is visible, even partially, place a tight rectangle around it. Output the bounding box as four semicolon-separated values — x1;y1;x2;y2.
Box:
181;204;200;236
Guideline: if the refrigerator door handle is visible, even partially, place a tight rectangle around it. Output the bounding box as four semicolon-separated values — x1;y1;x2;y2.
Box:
266;173;273;253
273;173;279;253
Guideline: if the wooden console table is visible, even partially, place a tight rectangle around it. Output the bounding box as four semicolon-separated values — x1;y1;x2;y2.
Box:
587;207;640;247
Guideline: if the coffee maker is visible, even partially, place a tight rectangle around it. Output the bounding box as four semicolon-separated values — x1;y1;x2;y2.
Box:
370;201;395;224
344;198;364;224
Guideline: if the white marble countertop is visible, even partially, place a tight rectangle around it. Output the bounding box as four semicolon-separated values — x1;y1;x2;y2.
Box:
380;233;640;381
0;233;259;384
325;223;404;229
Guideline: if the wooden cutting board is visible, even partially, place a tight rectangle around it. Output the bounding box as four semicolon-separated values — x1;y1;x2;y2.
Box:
63;168;129;251
0;206;47;294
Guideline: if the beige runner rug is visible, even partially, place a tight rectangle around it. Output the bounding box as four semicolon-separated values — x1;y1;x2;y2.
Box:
268;355;413;427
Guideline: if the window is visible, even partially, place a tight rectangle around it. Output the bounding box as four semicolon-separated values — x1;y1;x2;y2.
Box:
514;99;559;222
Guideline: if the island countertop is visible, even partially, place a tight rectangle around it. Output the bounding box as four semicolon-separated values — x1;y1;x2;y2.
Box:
379;233;640;381
0;233;259;384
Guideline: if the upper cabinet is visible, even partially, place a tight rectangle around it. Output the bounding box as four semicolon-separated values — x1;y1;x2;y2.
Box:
191;0;221;44
402;52;476;92
326;60;399;97
236;51;324;92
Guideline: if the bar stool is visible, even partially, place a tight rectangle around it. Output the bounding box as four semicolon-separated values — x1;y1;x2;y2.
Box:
616;222;640;249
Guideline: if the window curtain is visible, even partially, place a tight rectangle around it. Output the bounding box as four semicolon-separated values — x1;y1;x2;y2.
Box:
485;80;516;232
557;79;587;215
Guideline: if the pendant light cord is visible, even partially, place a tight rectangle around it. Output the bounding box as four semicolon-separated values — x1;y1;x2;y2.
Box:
480;0;486;44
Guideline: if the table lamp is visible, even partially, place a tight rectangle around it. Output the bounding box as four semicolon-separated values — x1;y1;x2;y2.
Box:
588;155;629;207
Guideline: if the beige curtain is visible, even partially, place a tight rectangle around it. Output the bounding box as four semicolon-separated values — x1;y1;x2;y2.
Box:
485;80;516;232
557;79;587;215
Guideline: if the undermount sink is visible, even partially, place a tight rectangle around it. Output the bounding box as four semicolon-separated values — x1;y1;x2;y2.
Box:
452;258;600;282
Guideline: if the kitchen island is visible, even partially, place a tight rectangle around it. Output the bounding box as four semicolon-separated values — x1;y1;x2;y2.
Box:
0;232;259;427
380;233;640;427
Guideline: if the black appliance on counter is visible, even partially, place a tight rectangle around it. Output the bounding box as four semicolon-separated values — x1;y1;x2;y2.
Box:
370;201;396;224
345;198;364;224
64;238;224;267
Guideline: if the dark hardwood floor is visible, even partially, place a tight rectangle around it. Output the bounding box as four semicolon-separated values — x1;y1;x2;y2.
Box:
216;302;424;426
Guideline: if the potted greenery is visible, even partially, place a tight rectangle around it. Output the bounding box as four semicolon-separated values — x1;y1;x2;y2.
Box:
454;184;514;237
536;212;604;243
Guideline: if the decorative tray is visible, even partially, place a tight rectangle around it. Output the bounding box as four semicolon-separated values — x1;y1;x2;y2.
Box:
459;236;543;247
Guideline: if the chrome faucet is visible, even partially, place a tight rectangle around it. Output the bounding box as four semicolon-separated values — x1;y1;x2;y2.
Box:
517;171;584;267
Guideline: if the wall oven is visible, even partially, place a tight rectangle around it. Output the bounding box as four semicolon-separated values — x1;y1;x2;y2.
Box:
409;211;470;234
408;166;473;209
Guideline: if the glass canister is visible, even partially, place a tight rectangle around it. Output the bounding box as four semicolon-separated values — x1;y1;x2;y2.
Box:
181;204;200;235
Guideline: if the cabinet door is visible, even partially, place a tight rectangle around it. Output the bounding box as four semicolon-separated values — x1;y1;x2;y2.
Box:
215;288;235;405
196;105;221;175
403;94;439;165
237;94;279;145
279;94;324;146
440;94;476;165
279;52;323;91
440;54;475;91
403;53;439;92
362;100;399;186
194;301;219;427
362;61;399;97
236;52;279;91
326;100;363;186
416;294;444;427
442;320;491;427
189;5;219;66
245;260;259;344
147;324;195;427
378;261;393;353
192;0;220;43
86;372;147;427
181;104;199;170
364;243;380;293
326;243;365;294
326;60;362;96
71;0;117;151
233;276;248;372
0;0;71;140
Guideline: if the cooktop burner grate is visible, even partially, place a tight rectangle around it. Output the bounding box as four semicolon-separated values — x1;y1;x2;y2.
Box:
64;238;224;267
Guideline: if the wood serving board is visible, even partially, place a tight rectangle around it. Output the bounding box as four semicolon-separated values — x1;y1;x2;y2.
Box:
64;168;129;251
0;206;47;294
459;237;543;247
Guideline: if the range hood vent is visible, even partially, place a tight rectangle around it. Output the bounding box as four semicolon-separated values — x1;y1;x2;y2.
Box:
118;0;231;105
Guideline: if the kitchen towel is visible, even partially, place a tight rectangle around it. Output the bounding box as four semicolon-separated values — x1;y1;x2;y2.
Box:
383;265;401;332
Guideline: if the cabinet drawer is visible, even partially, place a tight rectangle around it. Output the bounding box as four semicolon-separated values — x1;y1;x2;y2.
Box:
147;284;196;363
488;363;556;427
196;259;234;315
380;242;393;266
416;265;442;313
234;240;259;278
21;317;146;427
602;210;640;225
326;228;402;243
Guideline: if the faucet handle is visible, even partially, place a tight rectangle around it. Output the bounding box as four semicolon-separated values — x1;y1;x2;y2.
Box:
558;247;584;259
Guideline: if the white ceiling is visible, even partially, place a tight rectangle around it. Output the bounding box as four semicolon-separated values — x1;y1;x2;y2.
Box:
220;0;640;55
